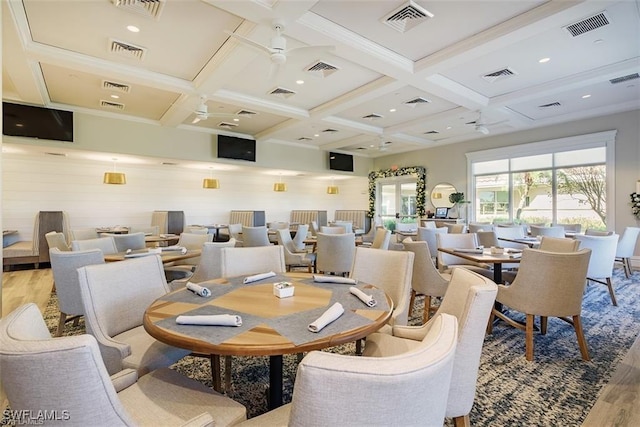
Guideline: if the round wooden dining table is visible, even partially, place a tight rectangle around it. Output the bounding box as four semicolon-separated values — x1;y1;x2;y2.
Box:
143;271;393;409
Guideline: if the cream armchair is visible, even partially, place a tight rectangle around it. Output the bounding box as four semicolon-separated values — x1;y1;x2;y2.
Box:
239;313;458;427
363;267;497;427
575;233;619;305
77;255;190;375
0;303;247;427
277;229;316;273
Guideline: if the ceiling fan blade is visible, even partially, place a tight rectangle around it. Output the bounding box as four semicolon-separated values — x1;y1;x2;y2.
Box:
287;45;335;57
225;31;273;55
192;116;201;124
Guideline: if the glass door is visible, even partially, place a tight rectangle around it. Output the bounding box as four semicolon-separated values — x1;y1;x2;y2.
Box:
378;179;417;231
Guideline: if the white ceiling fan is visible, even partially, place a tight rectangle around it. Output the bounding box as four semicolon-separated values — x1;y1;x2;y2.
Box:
188;95;249;124
466;111;508;135
225;19;334;67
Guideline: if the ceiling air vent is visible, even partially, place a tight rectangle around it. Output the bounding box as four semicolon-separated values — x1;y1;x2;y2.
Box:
109;39;146;60
482;68;517;83
268;87;296;99
111;0;165;20
609;73;640;84
102;80;131;94
563;11;610;37
362;113;383;120
297;137;313;141
322;128;338;133
404;97;431;107
305;61;339;78
424;130;439;134
236;109;257;117
538;102;562;109
100;100;125;110
44;152;67;157
382;0;434;33
218;122;239;129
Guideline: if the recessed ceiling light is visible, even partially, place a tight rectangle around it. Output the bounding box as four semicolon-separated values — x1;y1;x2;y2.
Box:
389;108;396;112
110;94;119;99
233;118;239;122
582;94;591;99
314;134;319;137
539;57;550;63
296;80;304;85
127;25;140;33
446;126;452;130
594;39;604;44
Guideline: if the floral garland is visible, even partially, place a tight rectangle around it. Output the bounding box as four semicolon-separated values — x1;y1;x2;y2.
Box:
367;166;427;218
631;192;640;219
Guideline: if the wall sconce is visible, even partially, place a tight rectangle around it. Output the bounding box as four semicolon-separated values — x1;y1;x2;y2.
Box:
327;178;339;194
203;168;219;189
103;159;126;185
432;192;442;199
273;174;287;192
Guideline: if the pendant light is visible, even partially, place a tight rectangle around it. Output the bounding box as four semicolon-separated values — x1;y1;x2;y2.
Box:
327;178;339;194
273;174;287;192
103;158;126;185
203;167;220;189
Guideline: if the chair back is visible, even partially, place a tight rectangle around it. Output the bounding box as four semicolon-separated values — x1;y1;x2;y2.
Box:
584;229;613;236
616;226;640;258
417;227;448;260
315;233;355;275
476;230;499;248
50;248;105;316
188;239;237;283
228;223;243;244
184;226;209;234
288;313;458;427
445;223;467;234
241;226;271;247
45;231;70;251
177;232;214;265
574;234;619;278
129;225;160;236
494;225;526;240
420;220;437;229
0;304;135;425
71;236;118;255
432;268;497;418
77;255;171;374
468;223;493;233
309;221;320;237
370;228;391;250
402;240;449;299
538;236;580;252
292;224;309;251
529;225;565;238
110;232;146;252
320;226;346;234
350;247;414;326
330;221;353;234
71;228;99;241
554;223;581;233
220;246;286;277
505;248;592;317
436;233;479;269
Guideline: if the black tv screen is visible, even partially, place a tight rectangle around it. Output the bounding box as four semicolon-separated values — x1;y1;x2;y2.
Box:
217;135;256;162
329;152;354;172
2;102;74;142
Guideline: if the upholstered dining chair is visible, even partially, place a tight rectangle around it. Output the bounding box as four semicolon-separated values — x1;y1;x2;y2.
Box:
584;229;614;236
329;221;353;234
363;267;497;427
163;232;214;281
277;229;316;273
219;245;286;277
615;226;640;278
228;223;243;246
436;233;490;275
575;233;620;306
0;303;247;427
315;232;356;276
417;226;448;262
402;239;451;324
49;247;104;336
291;223;310;252
241;225;271;247
487;248;592;361
350;246;414;331
320;225;346;234
169;239;237;290
104;232;146;253
70;228;99;241
45;230;70;251
361;224;383;244
77;255;191;375
237;313;458;427
554;223;582;234
529;225;565;238
309;220;320;237
494;225;526;241
538;236;580;252
71;236;118;255
370;227;391;250
445;223;467;234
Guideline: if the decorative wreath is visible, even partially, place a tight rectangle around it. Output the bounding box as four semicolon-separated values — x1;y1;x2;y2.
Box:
367;166;427;218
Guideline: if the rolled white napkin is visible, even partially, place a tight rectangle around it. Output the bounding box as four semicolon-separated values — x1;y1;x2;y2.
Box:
124;251;155;258
176;314;242;326
243;271;276;284
162;246;188;254
349;287;377;307
308;302;344;333
312;275;357;285
186;281;211;297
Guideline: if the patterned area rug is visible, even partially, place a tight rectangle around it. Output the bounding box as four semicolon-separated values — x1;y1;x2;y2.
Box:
38;266;640;425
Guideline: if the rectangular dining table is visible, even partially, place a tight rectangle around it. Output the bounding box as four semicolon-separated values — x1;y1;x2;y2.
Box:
143;271;393;410
104;249;201;264
437;247;523;284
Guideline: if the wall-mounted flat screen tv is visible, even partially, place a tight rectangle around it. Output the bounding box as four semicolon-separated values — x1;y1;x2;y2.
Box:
2;102;74;142
328;152;354;172
217;135;256;162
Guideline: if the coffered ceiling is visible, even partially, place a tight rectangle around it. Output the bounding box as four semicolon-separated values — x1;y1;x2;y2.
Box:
3;0;639;158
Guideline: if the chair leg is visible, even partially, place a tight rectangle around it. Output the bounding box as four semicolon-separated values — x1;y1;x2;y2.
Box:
573;315;591;361
423;295;432;324
606;277;617;306
623;258;631;278
211;355;222;393
56;312;67;337
540;316;548;335
525;314;535;361
486;309;495;335
409;289;416;317
453;414;470;427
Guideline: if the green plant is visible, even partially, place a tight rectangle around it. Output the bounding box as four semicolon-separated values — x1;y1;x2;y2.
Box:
383;219;396;231
449;192;466;204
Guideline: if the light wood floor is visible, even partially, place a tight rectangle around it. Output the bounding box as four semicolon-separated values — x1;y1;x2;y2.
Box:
1;266;639;425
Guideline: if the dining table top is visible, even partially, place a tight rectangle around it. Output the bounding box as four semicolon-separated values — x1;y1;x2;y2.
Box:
142;271;393;357
437;246;524;264
104;248;201;264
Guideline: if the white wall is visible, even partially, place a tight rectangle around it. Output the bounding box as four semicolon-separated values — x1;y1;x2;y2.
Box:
2;153;368;240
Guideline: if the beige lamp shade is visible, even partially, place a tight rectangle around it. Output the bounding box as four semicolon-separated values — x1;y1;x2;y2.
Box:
103;172;126;185
327;185;339;194
273;182;287;192
203;178;220;189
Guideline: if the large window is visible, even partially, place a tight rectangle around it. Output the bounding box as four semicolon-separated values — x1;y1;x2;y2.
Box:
466;131;615;229
378;178;417;229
